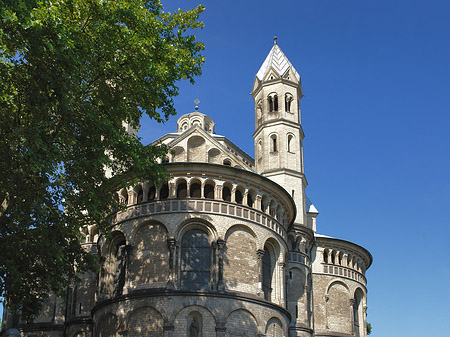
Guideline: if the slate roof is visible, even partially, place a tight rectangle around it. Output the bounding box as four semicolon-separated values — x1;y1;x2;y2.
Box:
256;40;300;81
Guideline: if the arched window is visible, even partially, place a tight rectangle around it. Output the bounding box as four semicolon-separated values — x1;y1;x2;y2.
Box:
223;159;231;166
222;186;231;202
285;94;293;112
257;140;263;159
262;245;273;301
271;135;278;152
136;186;143;204
147;186;156;201
204;183;215;199
331;250;336;264
323;249;329;264
274;95;278;111
247;193;254;208
177;182;187;198
120;189;128;205
190;182;201;198
287;134;294;153
159;183;169;200
180;229;210;290
235;189;243;204
268;96;274;112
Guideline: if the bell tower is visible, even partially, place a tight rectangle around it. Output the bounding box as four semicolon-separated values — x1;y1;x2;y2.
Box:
252;38;307;227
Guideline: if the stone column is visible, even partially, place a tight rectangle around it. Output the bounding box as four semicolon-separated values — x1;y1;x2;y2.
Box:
211;241;218;289
216;184;223;201
127;190;134;205
164;324;174;337
255;195;262;210
142;183;149;202
243;189;249;206
155;185;160;200
256;249;265;297
201;181;205;198
231;185;237;203
98;256;106;300
324;294;329;329
175;242;181;288
217;239;226;290
303;285;309;323
186;180;191;198
278;262;285;306
168;181;176;199
167;238;176;289
215;323;227;337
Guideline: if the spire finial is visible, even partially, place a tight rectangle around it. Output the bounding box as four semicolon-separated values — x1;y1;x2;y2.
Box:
274;36;278;45
194;98;200;111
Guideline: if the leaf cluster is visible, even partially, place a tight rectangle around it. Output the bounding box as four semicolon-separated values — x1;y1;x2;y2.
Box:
0;0;204;321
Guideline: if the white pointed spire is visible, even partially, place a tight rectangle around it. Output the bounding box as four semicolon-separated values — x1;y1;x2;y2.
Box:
256;38;300;82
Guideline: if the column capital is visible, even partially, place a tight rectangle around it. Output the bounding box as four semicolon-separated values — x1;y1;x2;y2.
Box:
167;238;176;249
257;249;265;258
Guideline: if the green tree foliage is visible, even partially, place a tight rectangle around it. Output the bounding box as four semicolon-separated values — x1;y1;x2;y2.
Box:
0;0;204;321
367;322;372;335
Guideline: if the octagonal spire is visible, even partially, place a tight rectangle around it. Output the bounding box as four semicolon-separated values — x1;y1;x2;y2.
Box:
256;38;300;82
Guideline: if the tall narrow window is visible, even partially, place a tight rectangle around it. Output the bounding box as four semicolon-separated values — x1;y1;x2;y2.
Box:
222;186;231;202
247;193;254;208
159;183;169;200
323;250;329;264
148;186;156;201
204;184;214;199
287;134;294;152
271;135;278;152
190;183;201;198
268;96;274;112
262;246;273;301
285;94;293;112
258;140;263;160
235;189;243;204
274;95;278;111
136;186;143;204
177;182;187;198
181;229;210;290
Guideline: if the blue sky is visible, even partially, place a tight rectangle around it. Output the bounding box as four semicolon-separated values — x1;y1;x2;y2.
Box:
3;1;449;334
140;1;450;336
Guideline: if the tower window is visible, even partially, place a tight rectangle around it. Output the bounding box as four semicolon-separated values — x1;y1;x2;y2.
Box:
271;135;278;152
287;134;294;153
285;94;293;112
268;94;278;112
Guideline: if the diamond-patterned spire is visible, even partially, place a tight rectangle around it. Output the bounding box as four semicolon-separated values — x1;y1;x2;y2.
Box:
256;41;300;82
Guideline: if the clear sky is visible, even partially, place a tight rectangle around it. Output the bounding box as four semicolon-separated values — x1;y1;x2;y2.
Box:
140;1;450;336
2;1;449;335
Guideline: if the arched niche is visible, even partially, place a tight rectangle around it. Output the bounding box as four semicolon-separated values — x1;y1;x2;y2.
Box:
223;225;258;293
187;136;206;162
129;222;169;286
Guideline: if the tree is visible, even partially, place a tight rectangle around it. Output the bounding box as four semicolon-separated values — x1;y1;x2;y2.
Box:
367;322;372;335
0;0;204;321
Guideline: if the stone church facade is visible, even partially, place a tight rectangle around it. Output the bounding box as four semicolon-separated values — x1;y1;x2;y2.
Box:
3;41;372;337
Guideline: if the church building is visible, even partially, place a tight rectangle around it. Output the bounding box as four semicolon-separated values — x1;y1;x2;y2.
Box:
3;40;372;337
